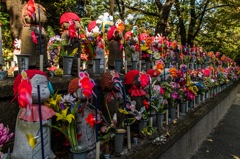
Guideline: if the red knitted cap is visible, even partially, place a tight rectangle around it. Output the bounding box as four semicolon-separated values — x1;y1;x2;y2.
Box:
124;70;140;85
139;33;150;42
68;78;80;94
107;26;116;42
13;70;49;97
146;69;159;77
125;31;133;40
60;12;80;26
88;20;96;32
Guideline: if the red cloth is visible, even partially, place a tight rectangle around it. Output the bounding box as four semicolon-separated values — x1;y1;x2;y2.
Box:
88;20;96;32
107;26;117;42
19;104;56;122
124;70;140;85
128;85;146;97
60;12;80;26
13;70;49;97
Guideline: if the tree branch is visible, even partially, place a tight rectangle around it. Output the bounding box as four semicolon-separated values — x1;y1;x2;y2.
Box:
196;5;232;19
193;0;210;39
123;4;160;16
155;0;163;10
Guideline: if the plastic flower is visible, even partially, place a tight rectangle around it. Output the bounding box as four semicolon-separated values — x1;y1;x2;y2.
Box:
54;68;63;76
60;94;76;105
0;124;13;148
160;87;165;95
171;92;178;99
153;53;161;60
26;133;37;149
154;60;164;72
55;107;75;123
169;67;177;78
118;109;129;114
144;100;149;109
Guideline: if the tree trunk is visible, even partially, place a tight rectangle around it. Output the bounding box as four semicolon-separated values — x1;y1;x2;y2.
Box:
109;0;115;16
155;0;175;36
175;0;187;45
187;0;196;47
6;0;27;40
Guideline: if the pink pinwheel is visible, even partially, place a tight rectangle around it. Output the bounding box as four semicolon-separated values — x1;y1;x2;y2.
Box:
138;72;150;88
0;124;13;148
31;32;37;44
27;0;36;21
79;72;95;99
203;69;210;77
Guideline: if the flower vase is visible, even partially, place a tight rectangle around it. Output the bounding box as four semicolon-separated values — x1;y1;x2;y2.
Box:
195;95;200;106
194;63;197;70
70;145;88;159
104;154;110;159
133;137;138;144
146;60;151;71
93;58;101;76
114;129;126;153
169;106;176;120
114;60;121;73
0;71;4;80
131;60;138;70
16;54;31;73
189;63;193;70
156;113;164;128
210;89;213;98
188;100;193;110
63;56;73;76
201;94;205;103
181;102;186;115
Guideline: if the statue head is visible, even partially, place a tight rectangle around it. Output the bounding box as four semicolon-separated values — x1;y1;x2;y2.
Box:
60;12;81;30
13;70;53;105
22;1;46;26
68;72;95;101
101;70;123;93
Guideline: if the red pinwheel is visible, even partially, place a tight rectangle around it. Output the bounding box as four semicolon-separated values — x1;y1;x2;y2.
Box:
85;113;97;127
27;0;36;21
79;72;95;99
68;21;77;40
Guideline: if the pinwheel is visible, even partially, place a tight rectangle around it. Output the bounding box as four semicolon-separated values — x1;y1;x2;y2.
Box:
27;0;36;21
138;71;150;88
68;21;77;40
85;113;97;127
18;71;32;117
14;39;22;49
78;72;96;100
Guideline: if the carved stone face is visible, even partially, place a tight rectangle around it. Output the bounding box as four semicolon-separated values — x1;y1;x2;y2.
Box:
73;88;87;100
62;20;81;30
30;74;50;104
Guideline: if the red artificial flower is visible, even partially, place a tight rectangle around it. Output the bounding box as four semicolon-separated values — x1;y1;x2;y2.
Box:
63;134;82;146
144;100;149;109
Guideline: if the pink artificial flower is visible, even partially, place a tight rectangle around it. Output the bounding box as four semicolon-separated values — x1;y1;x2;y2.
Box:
171;82;177;89
163;99;168;105
138;72;150;88
171;92;178;99
101;125;107;133
153;85;161;91
0;124;13;148
160;87;165;95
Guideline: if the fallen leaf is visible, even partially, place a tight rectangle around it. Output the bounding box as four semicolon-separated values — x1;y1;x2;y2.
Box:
207;139;213;142
173;120;177;124
166;131;170;137
231;155;239;159
221;123;223;125
221;128;224;130
213;130;215;132
206;150;209;153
